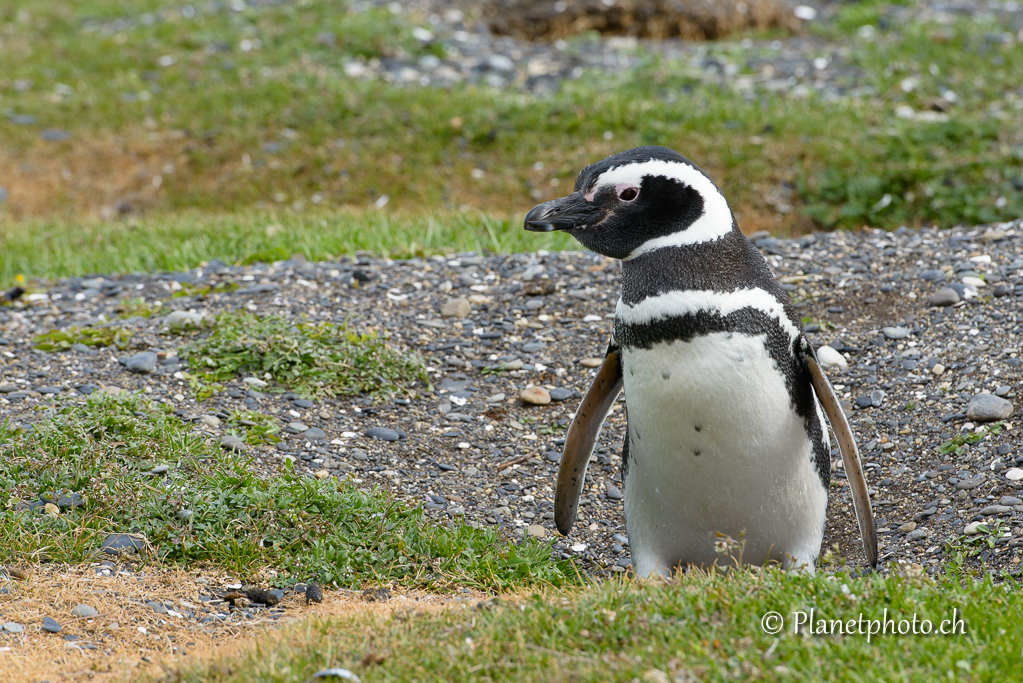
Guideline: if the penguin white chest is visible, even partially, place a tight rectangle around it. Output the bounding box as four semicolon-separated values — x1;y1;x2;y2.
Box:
620;332;828;575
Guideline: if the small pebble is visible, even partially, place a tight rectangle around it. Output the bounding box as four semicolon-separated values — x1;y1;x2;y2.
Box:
220;435;247;452
441;297;471;318
365;427;400;441
815;345;848;370
520;386;551;406
71;605;98;618
927;287;960;307
125;352;158;374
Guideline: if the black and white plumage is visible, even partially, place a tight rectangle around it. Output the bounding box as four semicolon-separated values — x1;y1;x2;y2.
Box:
524;146;876;576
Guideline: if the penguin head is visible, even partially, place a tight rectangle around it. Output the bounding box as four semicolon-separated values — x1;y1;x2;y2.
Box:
524;146;736;260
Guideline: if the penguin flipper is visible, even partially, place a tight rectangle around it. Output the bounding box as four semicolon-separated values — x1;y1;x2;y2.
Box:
555;347;623;535
803;343;878;568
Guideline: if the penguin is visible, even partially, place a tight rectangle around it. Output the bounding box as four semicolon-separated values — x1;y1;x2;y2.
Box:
524;146;876;576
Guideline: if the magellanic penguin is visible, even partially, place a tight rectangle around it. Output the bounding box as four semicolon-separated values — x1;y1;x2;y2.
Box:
524;146;876;576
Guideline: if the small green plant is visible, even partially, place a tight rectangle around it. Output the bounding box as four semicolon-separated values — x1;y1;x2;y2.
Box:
181;311;431;399
539;422;567;435
33;325;131;352
0;394;574;589
226;410;282;446
115;297;163;319
945;520;1008;560
172;281;240;298
801;317;837;330
939;422;1002;457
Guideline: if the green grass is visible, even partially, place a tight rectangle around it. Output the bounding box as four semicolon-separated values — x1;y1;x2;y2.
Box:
2;0;1023;290
180;310;432;400
225;409;283;446
173;567;1023;682
0;393;575;590
32;324;132;351
0;210;576;286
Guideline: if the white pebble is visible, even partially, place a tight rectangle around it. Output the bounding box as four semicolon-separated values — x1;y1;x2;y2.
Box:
816;345;848;370
794;5;817;20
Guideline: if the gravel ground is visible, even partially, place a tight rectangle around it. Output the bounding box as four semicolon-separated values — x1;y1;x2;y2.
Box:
4;221;1023;579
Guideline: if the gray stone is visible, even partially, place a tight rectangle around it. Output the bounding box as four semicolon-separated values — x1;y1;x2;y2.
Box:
3;622;23;633
100;533;146;555
604;482;623;500
71;605;98;618
999;496;1022;506
521;340;546;353
881;326;910;340
57;493;84;510
486;54;516;71
955;477;984;491
549;387;573;401
235;283;280;294
41;128;71;141
302;427;326;440
42;617;61;633
220;435;246;452
965;394;1014;422
286;422;310;433
441;297;471;318
150;464;170;474
980;505;1012;516
870;390;886;407
125;352;158;374
351;448;370;460
928;287;960;307
365;427;400;441
905;529;928;542
71;343;92;354
146;600;168;614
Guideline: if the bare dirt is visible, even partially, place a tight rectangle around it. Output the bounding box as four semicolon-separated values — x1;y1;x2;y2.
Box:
0;564;487;683
484;0;801;41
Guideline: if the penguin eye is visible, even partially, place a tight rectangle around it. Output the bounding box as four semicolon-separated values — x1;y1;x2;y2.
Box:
616;185;639;202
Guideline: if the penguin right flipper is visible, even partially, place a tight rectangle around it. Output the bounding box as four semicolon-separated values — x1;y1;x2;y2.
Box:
803;343;878;568
555;346;624;535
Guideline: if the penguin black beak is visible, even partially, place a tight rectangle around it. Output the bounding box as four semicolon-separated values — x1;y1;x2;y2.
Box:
524;192;602;232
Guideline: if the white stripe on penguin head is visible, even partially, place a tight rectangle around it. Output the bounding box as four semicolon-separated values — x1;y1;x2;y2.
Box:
590;159;734;259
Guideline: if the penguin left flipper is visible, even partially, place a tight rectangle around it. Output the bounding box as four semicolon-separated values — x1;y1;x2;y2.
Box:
801;340;878;568
555;346;624;536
